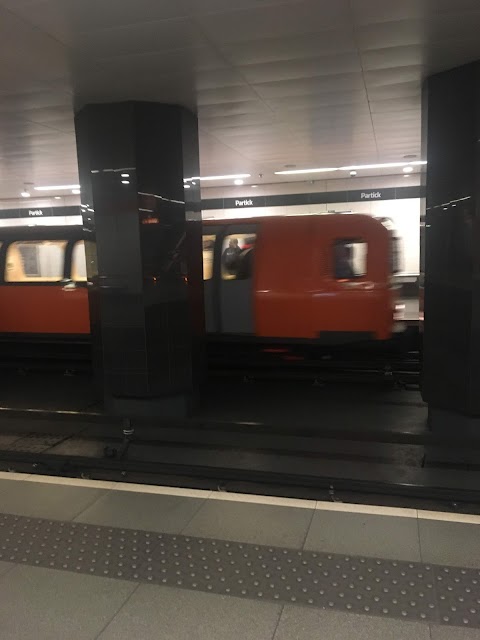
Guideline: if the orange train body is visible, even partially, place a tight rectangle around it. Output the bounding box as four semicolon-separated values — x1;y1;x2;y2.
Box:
0;214;397;343
204;214;396;341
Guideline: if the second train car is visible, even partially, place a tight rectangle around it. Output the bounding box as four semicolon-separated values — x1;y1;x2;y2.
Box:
0;214;403;344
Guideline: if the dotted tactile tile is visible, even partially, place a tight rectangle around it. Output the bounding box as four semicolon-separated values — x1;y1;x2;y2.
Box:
434;565;480;629
0;512;477;630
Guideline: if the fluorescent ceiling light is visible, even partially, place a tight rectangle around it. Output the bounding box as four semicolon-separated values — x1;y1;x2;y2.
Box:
403;166;414;173
234;179;244;186
34;184;81;191
275;167;338;176
185;173;251;182
20;190;30;198
340;163;405;171
71;189;81;194
341;161;426;170
275;161;427;176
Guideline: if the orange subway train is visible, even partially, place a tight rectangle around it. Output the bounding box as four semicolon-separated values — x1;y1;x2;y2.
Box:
0;214;402;344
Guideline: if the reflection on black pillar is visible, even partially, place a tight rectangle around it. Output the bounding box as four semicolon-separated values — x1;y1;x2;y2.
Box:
75;102;204;417
423;62;480;425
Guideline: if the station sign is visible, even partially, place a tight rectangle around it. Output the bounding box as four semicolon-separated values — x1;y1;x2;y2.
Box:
203;186;423;211
0;206;81;220
223;196;266;209
349;188;396;201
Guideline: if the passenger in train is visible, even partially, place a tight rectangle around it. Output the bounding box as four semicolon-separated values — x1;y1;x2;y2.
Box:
335;242;355;279
222;238;242;275
236;237;255;279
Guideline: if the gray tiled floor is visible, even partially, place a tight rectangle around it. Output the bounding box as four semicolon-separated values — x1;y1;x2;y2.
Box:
303;510;422;561
0;565;137;640
0;475;479;638
98;584;282;640
75;489;205;533
273;606;432;639
0;560;13;577
418;519;480;568
0;479;107;520
430;627;480;639
182;499;314;548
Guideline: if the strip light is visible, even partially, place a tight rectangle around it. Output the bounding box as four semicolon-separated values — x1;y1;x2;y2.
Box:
34;184;81;191
274;167;338;176
184;173;251;183
275;161;427;176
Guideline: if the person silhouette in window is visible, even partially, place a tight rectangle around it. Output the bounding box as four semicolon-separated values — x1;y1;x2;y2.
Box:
222;238;242;276
236;236;255;279
335;243;355;279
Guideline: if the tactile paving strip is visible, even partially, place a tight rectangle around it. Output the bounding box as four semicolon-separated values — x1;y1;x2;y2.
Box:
0;512;478;630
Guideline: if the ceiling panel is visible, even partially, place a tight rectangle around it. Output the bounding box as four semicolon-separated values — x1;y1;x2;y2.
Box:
91;48;228;79
366;81;422;101
0;0;478;196
196;0;351;44
0;0;188;43
350;0;428;25
220;30;357;66
238;53;362;84
253;73;366;100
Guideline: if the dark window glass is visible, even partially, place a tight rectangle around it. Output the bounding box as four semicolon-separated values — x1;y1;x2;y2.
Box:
6;241;66;282
334;240;367;279
202;235;215;281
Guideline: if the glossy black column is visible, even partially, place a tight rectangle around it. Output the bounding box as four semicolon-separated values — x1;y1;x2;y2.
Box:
75;102;204;417
422;62;480;435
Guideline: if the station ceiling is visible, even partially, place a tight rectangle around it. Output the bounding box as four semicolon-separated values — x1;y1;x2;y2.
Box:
0;0;479;197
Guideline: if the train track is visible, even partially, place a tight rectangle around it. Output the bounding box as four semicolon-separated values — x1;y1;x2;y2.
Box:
0;352;420;386
208;348;420;387
0;405;479;509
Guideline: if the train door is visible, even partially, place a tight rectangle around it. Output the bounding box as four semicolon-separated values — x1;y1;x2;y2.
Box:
63;239;92;333
202;227;221;333
0;238;89;335
312;224;379;341
219;224;257;334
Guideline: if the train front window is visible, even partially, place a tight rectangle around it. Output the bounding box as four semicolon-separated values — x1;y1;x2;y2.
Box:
221;234;256;281
334;240;367;280
5;241;67;283
202;235;215;281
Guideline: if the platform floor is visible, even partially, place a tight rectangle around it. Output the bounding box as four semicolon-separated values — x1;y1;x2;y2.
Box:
0;472;478;639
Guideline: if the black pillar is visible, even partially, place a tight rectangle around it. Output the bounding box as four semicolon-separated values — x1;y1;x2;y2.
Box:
75;102;205;417
422;62;480;435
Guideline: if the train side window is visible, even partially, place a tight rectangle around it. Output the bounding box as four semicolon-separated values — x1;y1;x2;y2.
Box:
221;234;256;281
202;235;215;281
72;241;87;282
5;241;67;283
334;240;367;280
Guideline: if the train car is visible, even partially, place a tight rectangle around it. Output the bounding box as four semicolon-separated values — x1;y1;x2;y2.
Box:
204;214;401;343
0;214;401;345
